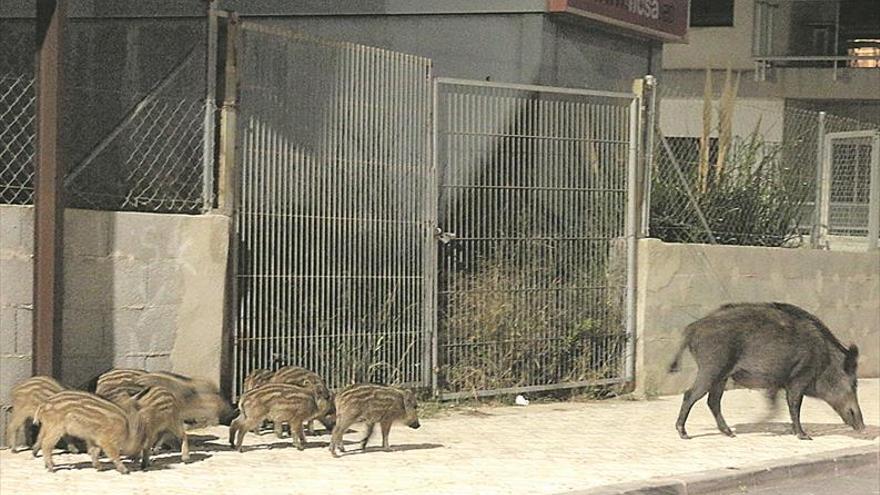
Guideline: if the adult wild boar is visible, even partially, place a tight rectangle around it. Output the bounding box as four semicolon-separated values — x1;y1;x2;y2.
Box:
669;302;864;440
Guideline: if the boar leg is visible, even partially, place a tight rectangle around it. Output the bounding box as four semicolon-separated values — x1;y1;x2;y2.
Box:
360;423;375;451
87;443;102;471
707;381;735;437
39;427;62;472
32;427;45;457
102;444;129;474
234;418;257;452
228;415;242;447
63;436;80;454
785;387;811;440
140;447;151;470
291;421;306;451
380;420;393;451
330;415;356;457
273;419;286;438
675;373;714;439
176;426;191;463
5;409;27;452
306;419;315;436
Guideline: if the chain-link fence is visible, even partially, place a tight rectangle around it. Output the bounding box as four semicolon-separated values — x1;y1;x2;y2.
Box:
650;79;879;248
0;13;213;213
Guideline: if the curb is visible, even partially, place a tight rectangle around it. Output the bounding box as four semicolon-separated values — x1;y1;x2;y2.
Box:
563;444;880;495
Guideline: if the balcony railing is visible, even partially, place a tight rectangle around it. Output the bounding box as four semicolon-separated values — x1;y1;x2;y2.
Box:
753;55;880;81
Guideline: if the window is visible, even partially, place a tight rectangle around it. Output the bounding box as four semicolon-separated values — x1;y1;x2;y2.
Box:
690;0;734;27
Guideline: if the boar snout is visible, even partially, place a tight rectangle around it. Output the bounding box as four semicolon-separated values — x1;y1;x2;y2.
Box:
847;407;865;431
409;419;421;429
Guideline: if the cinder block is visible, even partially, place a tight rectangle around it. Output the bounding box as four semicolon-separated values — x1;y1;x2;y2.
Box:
111;259;147;309
145;261;184;305
0;258;33;307
64;209;111;258
0;308;15;354
144;354;172;372
111;306;177;355
63;256;112;309
113;354;146;370
18;206;33;252
0;355;31;402
14;307;32;354
0;206;23;251
111;213;182;261
62;308;108;357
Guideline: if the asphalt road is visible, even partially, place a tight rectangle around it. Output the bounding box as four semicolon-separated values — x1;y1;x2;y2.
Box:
718;462;879;495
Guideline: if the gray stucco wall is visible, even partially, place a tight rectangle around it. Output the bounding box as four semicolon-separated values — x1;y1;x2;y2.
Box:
634;238;880;397
253;14;661;92
0;205;228;443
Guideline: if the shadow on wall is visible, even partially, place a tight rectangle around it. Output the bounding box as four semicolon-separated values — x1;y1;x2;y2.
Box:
62;209;186;387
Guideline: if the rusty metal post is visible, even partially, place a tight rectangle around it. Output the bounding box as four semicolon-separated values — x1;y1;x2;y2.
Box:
217;11;240;399
32;0;66;377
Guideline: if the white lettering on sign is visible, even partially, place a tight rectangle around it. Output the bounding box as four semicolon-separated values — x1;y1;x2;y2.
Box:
627;0;659;20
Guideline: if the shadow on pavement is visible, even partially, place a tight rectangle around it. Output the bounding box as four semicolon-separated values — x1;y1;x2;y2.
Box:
334;443;444;457
732;422;880;440
49;452;211;473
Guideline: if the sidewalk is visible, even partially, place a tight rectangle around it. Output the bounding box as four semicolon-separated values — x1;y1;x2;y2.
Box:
1;380;877;495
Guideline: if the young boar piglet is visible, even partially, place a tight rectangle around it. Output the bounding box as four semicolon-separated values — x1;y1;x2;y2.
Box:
329;384;420;457
33;391;146;474
228;383;332;452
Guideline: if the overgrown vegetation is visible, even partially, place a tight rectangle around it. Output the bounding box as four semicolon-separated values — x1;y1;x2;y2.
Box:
439;251;627;397
650;68;813;246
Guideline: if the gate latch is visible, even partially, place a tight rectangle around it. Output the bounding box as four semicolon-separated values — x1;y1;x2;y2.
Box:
435;227;457;244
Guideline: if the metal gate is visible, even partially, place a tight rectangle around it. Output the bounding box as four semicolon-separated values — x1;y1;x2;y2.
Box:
434;78;639;398
232;23;433;397
817;130;880;249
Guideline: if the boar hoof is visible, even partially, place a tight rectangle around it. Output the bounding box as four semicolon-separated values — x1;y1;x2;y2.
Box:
721;428;735;437
797;433;813;440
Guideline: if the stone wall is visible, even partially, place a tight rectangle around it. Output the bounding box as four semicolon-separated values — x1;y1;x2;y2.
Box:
0;205;229;444
634;239;880;397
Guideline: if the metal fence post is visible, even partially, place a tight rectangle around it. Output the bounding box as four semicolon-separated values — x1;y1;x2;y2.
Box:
217;11;239;399
868;131;880;251
811;111;827;249
624;95;640;384
216;12;239;216
427;75;439;397
640;75;656;238
201;1;218;212
33;0;66;378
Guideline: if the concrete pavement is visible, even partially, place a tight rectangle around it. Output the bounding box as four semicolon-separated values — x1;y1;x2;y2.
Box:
1;379;877;495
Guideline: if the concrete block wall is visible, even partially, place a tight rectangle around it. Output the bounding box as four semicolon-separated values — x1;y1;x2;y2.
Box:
0;205;229;444
634;238;880;397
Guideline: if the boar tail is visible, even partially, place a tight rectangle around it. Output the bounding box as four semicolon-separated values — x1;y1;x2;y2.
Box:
668;338;689;373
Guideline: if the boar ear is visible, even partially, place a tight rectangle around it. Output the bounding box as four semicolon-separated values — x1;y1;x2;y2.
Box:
844;345;859;375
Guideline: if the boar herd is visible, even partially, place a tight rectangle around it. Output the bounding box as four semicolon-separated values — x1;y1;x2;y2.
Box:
2;302;868;475
5;366;421;474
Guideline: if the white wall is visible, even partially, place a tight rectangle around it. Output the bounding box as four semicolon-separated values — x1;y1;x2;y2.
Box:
663;0;755;70
659;96;785;142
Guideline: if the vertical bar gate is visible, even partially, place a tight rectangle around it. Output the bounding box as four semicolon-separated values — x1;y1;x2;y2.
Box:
232;24;433;397
433;79;639;398
818;130;880;249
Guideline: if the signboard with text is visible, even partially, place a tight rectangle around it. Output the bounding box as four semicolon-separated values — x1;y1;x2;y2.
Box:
548;0;689;42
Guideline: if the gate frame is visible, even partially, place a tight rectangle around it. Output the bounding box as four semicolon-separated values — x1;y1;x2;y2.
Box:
817;129;880;250
430;77;645;399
